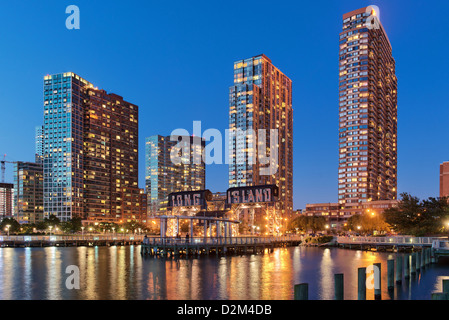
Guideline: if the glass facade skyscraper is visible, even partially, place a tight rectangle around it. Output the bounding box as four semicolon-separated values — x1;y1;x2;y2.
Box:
338;7;398;215
43;72;86;221
35;125;43;164
145;135;205;215
43;72;144;223
13;162;44;224
228;54;293;219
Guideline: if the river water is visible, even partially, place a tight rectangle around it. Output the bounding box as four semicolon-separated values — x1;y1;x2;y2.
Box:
0;245;448;300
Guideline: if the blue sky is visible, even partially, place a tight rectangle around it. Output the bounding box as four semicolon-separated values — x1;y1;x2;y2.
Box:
0;0;448;210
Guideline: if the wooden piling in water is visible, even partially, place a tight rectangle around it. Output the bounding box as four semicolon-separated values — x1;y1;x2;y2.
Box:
358;267;366;300
404;254;410;279
396;256;403;284
387;259;394;290
334;273;344;300
294;283;308;300
374;263;381;300
431;293;449;300
420;249;425;269
443;279;449;294
416;251;421;272
411;253;416;275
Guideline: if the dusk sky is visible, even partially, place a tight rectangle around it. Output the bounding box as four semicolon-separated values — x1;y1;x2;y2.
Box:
0;0;448;210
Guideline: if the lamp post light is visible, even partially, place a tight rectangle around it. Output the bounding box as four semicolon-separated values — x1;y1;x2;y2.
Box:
49;226;53;236
81;226;85;239
5;225;11;237
112;227;115;237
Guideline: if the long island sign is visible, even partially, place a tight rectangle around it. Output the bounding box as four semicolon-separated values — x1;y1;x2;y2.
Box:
226;185;278;205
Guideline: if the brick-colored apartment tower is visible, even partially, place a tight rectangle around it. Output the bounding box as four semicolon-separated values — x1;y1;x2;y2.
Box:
229;54;293;221
338;7;398;215
441;162;449;198
43;72;146;223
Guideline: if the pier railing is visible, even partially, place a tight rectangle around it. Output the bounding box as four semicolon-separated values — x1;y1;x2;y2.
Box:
0;235;146;242
143;235;302;246
0;234;302;245
337;236;438;246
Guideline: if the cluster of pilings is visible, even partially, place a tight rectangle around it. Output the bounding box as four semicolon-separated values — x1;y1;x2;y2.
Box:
294;248;442;300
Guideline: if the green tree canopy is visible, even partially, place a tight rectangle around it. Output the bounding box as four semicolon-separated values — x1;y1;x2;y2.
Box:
347;211;390;234
0;217;21;233
288;215;326;233
384;193;449;236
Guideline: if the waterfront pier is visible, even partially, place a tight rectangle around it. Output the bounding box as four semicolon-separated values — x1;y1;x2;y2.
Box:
140;236;301;257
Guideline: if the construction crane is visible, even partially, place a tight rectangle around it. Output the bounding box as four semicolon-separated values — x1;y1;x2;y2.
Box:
1;154;16;183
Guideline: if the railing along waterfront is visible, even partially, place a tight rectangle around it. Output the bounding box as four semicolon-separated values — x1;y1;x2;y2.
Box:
143;235;302;246
0;235;145;242
337;236;438;246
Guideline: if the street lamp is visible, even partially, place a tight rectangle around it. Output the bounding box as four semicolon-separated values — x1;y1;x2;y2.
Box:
49;225;53;236
81;226;85;239
5;225;10;237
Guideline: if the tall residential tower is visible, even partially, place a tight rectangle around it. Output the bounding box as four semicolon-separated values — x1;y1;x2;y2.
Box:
338;7;398;215
145;135;205;215
43;72;145;223
228;54;293;219
441;161;449;199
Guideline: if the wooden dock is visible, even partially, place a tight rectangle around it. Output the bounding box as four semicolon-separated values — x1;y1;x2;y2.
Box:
140;236;302;257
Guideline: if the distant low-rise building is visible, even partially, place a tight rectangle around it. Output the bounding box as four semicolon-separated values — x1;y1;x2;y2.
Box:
303;200;398;230
303;203;347;229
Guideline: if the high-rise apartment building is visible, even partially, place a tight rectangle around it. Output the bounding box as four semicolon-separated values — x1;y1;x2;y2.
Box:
440;161;449;198
228;54;293;218
13;162;44;224
145;135;205;215
35;125;44;164
338;7;398;215
43;72;144;223
0;183;14;220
